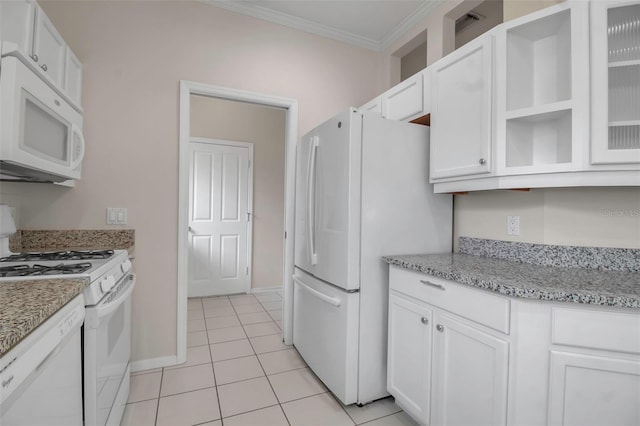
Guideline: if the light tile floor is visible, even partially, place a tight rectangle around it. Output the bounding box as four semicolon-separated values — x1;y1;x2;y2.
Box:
122;290;418;426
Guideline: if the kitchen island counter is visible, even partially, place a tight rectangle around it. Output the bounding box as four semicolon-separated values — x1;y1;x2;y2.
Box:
384;253;640;309
0;278;88;357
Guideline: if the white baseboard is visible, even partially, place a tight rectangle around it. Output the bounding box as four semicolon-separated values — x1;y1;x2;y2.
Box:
250;285;283;294
130;355;178;373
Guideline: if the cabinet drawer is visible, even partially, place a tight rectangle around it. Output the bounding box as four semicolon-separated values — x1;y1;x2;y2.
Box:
389;266;510;334
552;307;640;354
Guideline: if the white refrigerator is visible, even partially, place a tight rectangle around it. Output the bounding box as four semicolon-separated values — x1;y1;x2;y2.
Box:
293;108;452;405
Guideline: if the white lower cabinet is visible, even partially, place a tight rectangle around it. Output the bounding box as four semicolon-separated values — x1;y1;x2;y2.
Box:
387;267;510;426
388;265;640;426
387;294;432;424
548;351;640;426
431;313;509;426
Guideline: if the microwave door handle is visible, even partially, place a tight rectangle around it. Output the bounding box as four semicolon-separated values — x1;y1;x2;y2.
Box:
69;124;85;170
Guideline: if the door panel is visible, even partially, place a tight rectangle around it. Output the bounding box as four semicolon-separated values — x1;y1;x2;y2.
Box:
387;293;432;424
548;351;640;426
188;141;250;297
292;268;360;404
431;313;509;426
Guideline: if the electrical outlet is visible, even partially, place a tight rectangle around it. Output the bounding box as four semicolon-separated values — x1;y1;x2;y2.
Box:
107;208;128;225
507;215;520;236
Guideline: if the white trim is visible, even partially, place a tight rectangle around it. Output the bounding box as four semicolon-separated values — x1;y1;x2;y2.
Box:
130;355;178;373
179;81;298;365
202;0;445;52
188;137;254;296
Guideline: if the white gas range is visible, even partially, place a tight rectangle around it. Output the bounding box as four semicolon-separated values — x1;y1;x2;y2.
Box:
0;248;135;426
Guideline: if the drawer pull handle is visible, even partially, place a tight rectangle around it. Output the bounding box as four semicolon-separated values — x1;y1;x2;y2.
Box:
421;317;429;325
420;280;445;291
436;324;444;332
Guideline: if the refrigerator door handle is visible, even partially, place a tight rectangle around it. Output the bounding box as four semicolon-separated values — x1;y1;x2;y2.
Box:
306;136;319;265
293;275;341;307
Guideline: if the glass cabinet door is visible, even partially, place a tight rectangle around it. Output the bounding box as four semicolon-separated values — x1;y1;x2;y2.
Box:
591;1;640;164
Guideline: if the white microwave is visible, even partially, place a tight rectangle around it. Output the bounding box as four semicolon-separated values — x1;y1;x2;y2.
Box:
0;56;84;182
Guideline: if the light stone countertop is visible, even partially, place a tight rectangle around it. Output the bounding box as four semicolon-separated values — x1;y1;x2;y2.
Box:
384;253;640;309
0;278;88;357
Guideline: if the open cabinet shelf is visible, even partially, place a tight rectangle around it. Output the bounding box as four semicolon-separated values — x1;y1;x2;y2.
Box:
506;8;572;111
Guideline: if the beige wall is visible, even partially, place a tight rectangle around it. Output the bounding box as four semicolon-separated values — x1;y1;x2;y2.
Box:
503;0;563;21
190;95;286;289
0;0;384;364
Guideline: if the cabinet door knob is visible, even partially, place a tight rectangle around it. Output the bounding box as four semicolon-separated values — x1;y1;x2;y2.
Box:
421;317;428;325
31;54;39;62
436;324;444;332
40;64;48;72
479;158;486;165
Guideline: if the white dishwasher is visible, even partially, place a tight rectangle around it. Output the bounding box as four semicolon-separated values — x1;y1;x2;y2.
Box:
1;294;85;426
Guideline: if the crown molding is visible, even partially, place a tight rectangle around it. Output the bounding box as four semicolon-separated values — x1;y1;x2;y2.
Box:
380;0;445;52
202;0;443;52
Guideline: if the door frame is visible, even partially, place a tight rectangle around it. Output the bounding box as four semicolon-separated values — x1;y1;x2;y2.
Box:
178;80;298;363
188;137;254;297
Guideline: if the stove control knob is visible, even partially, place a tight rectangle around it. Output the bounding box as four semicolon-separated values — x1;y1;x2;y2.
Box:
121;259;132;274
100;276;116;293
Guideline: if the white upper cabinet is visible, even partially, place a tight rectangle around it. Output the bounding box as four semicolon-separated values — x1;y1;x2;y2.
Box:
382;72;424;121
0;0;36;54
64;48;83;106
496;1;590;175
430;34;493;180
359;97;383;117
32;7;67;88
0;0;83;110
590;0;640;164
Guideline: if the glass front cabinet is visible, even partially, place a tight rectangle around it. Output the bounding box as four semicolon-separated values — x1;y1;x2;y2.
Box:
591;0;640;164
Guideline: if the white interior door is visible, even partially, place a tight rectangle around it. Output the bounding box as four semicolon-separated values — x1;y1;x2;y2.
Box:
188;139;252;297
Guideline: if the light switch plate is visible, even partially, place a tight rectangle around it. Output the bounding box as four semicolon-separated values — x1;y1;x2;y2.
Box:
107;208;127;225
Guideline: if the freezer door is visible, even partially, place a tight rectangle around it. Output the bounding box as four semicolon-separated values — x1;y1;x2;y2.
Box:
292;268;360;405
294;109;362;291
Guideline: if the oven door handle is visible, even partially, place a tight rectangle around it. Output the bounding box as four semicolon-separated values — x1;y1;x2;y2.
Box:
85;274;136;329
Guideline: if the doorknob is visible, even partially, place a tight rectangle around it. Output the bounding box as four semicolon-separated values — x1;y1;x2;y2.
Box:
188;226;194;234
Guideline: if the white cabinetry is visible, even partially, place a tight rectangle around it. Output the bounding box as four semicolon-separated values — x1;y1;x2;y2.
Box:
546;306;640;426
359;97;383;116
430;35;493;180
358;68;431;122
0;0;83;109
548;351;640;426
382;72;424;121
388;265;640;426
591;0;640;164
387;266;510;426
32;7;66;88
387;294;432;424
496;2;589;175
430;313;509;426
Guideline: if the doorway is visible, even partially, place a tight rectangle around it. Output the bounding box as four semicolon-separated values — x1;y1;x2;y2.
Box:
177;81;298;365
188;139;253;297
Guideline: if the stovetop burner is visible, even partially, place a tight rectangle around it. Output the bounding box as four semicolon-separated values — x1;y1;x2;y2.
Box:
0;262;93;278
0;250;114;263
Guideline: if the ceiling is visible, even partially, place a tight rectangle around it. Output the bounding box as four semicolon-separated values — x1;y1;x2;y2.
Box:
204;0;445;52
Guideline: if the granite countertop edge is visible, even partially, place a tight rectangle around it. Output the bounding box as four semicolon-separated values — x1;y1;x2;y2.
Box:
0;278;89;358
383;254;640;309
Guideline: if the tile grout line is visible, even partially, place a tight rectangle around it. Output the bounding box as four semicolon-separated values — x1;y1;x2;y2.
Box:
207;325;224;426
